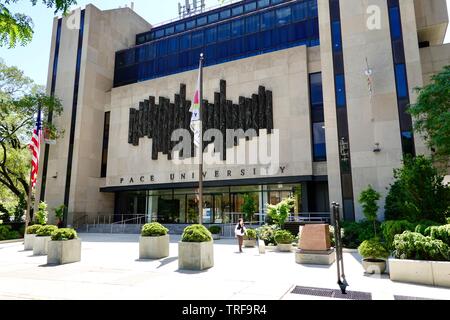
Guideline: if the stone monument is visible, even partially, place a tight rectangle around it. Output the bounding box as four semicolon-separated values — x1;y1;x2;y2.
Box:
295;224;336;265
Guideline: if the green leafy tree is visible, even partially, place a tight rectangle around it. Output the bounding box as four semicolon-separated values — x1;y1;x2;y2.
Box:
0;59;62;214
384;155;450;223
409;66;450;165
34;201;47;225
266;197;294;229
358;185;381;237
241;193;257;223
0;0;77;48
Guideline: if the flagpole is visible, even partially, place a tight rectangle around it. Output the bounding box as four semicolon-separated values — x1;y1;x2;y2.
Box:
198;53;204;225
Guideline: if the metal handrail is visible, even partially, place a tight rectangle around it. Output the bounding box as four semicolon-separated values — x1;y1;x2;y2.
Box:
110;215;146;234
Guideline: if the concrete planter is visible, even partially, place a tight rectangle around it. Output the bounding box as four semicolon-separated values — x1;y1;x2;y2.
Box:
24;234;36;251
178;241;214;271
33;236;51;256
212;234;220;240
47;239;81;265
139;234;169;259
389;259;450;288
243;239;256;248
277;244;293;252
362;259;386;274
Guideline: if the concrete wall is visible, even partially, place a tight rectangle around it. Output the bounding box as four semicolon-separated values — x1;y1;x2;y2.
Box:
420;43;450;84
414;0;449;45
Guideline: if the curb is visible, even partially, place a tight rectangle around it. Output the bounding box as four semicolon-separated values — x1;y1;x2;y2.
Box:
0;239;24;245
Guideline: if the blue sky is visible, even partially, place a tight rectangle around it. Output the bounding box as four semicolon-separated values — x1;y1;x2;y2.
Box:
0;0;449;86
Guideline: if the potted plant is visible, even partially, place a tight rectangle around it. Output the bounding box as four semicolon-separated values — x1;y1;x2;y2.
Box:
178;224;213;270
54;205;65;228
24;225;42;251
257;224;279;246
139;222;170;260
208;225;221;240
47;228;81;265
274;230;294;252
33;225;58;256
243;228;257;248
358;239;389;274
35;202;48;225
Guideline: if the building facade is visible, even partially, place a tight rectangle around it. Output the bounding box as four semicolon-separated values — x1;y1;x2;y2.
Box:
36;0;450;228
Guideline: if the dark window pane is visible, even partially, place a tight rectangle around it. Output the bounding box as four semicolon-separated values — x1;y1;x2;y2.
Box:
186;20;196;29
272;0;283;4
167;37;178;53
145;33;153;42
208;13;219;23
245;2;257;12
137;35;145;45
261;11;275;30
258;0;270;8
157;40;167;56
331;21;342;52
205;26;217;44
155;29;164;38
313;122;327;161
395;63;408;98
220;9;231;19
389;6;402;40
245;15;260;34
175;23;185;32
165;26;174;36
232;6;243;16
218;23;231;41
292;2;307;21
191;30;204;48
335;74;346;107
392;39;405;64
309;0;318;17
401;131;415;156
197;16;207;26
310;73;323;106
179;34;191;50
231;19;244;38
276;7;291;26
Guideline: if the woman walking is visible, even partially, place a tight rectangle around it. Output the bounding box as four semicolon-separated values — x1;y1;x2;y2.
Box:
235;218;246;253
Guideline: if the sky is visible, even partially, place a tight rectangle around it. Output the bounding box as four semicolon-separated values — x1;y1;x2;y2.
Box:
0;0;449;86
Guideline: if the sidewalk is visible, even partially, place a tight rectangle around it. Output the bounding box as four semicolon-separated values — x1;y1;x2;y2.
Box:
0;233;449;300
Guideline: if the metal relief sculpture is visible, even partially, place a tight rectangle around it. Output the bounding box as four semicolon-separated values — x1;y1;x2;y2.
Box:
128;80;274;160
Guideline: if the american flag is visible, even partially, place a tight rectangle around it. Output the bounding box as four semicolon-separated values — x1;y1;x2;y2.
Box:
29;111;42;189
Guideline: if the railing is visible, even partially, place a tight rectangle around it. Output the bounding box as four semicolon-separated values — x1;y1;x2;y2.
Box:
287;212;331;224
73;214;88;230
109;214;146;234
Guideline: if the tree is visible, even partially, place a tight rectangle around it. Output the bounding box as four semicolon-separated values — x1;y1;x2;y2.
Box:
0;59;62;212
266;197;294;229
358;185;381;237
241;193;257;223
384;155;450;223
409;66;450;165
0;0;77;48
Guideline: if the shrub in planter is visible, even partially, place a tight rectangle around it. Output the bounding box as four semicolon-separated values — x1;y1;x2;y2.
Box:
381;220;415;248
36;225;58;237
26;225;42;235
393;231;449;261
358;239;390;274
274;230;294;252
34;225;58;256
35;202;49;225
341;220;380;249
208;225;221;240
428;225;450;246
415;220;441;235
24;225;42;250
48;228;81;265
179;224;213;270
257;224;279;246
139;223;170;259
243;228;257;248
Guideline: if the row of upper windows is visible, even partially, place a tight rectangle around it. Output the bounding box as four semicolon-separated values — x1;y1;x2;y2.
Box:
136;0;317;45
118;2;317;69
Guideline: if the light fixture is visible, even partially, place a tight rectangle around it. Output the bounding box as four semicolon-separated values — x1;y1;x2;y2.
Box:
52;172;58;179
373;143;381;153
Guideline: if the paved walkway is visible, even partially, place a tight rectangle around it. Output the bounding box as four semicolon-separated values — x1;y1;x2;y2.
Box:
0;233;449;300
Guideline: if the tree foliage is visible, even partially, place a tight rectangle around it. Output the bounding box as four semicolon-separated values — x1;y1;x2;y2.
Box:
358;185;381;237
0;0;77;48
266;197;294;229
409;66;450;164
241;193;257;223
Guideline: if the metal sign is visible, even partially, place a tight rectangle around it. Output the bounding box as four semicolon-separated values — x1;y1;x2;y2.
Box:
178;0;206;18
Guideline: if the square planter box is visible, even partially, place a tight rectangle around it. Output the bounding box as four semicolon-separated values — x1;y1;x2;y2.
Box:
47;239;81;265
33;236;51;256
178;241;214;271
277;244;293;252
243;239;256;248
24;234;36;251
212;234;220;240
139;234;169;260
389;259;450;288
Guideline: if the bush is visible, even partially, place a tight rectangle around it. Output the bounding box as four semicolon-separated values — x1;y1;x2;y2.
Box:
381;220;415;248
51;228;78;241
257;224;279;246
0;225;21;241
36;225;58;237
428;225;450;246
341;220;381;249
414;220;441;235
208;225;221;235
274;230;295;245
358;185;381;236
266;197;294;228
26;225;42;235
141;223;169;237
35;202;48;225
358;240;389;260
393;231;450;261
244;228;257;240
181;224;212;243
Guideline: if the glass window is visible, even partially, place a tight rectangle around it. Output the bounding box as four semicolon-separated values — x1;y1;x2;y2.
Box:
232;6;243;16
272;0;283;4
157;40;167;56
292;2;307;21
245;2;257;12
220;9;231;19
258;0;270;8
186;20;196;29
191;30;204;48
197;16;207;26
205;26;217;44
179;33;190;51
313;122;327;161
155;29;164;38
218;23;231;41
261;11;275;30
245;15;260;34
231;19;244;38
165;26;174;36
335;74;346;107
276;7;291;26
401;131;415;156
167;37;178;53
389;6;402;40
309;0;318;17
175;23;185;32
310;73;323;106
331;21;342;52
145;33;153;42
137;35;145;45
395;63;408;98
208;13;219;23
